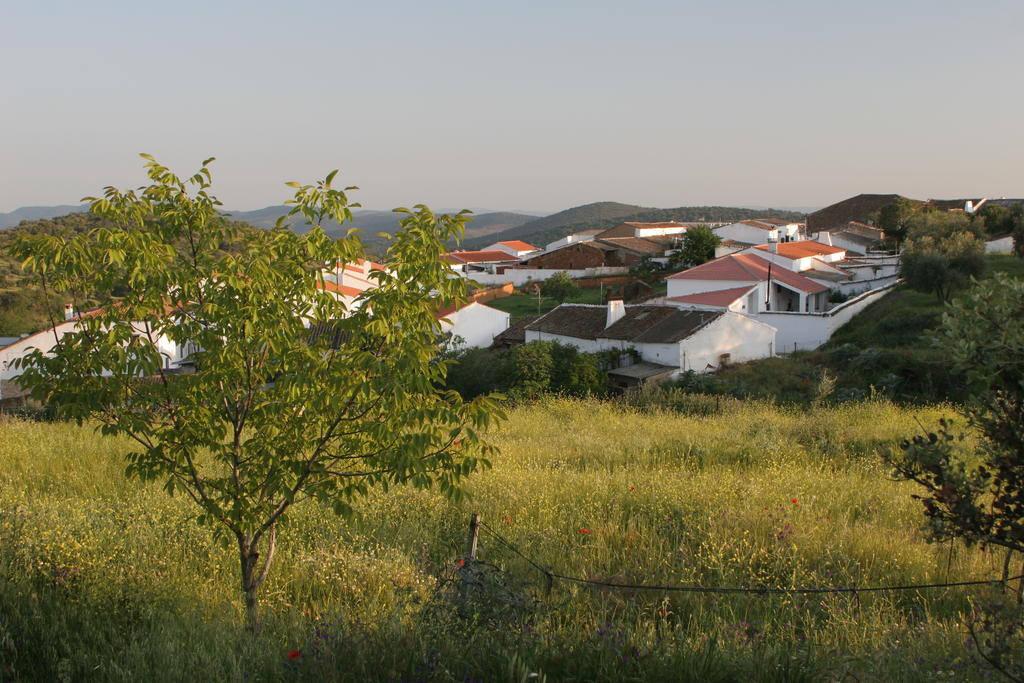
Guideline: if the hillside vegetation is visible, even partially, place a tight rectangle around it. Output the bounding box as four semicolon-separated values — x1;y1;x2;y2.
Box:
0;399;1007;681
0;213;263;335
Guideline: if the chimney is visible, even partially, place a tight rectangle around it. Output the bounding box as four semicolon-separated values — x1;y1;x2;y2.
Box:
64;303;75;321
606;299;625;328
820;231;833;246
769;241;779;254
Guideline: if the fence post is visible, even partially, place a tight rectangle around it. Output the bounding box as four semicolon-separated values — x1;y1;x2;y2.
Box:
458;513;480;610
464;513;480;564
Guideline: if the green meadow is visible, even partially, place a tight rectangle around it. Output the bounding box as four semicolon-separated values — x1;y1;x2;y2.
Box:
0;398;1008;681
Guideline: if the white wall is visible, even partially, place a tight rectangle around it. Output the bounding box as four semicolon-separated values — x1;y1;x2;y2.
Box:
667;277;757;298
752;282;899;352
441;302;510;349
715;222;777;245
986;235;1015;254
467;266;628;287
1;317;187;399
524;329;606;353
676;313;776;372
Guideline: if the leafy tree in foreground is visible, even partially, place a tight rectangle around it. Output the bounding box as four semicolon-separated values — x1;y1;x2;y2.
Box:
885;275;1024;678
7;156;503;629
901;231;985;303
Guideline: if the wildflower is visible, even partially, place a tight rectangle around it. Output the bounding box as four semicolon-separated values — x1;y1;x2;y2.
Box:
287;650;301;660
503;515;512;524
790;498;799;506
458;559;465;566
578;528;590;534
628;487;635;492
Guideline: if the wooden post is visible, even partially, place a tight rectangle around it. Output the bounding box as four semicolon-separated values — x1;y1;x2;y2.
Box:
464;513;480;564
458;513;480;611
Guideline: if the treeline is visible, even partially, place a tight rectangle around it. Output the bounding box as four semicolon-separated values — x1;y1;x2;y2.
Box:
445;341;614;400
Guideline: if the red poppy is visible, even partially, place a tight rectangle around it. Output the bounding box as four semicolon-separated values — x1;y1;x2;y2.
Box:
628;487;635;492
287;650;301;660
458;559;465;566
503;515;512;524
578;528;590;534
453;440;461;448
791;498;799;506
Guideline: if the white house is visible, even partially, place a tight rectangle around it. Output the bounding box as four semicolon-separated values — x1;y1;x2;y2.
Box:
0;306;189;403
443;250;522;277
812;221;886;255
322;258;385;293
666;252;832;314
524;301;776;374
483;240;540;258
437;301;510;350
714;219;802;246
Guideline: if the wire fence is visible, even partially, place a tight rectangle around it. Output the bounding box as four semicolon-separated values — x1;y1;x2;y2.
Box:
477;519;1023;598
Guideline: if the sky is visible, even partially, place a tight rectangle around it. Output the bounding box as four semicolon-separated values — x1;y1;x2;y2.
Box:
2;0;1022;214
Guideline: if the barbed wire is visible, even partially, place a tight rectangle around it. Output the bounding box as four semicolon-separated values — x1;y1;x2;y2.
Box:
478;519;1023;597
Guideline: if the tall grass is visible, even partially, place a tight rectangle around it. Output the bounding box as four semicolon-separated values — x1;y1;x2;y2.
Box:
0;398;1003;681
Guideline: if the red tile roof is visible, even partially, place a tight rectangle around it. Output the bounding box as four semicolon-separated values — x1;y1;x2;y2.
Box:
497;240;537;251
443;250;520;264
666;253;828;294
335;258;385;272
318;281;362;298
667;285;756;308
753;241;845;259
622;221;687;228
739;220;778;231
752;218;799;226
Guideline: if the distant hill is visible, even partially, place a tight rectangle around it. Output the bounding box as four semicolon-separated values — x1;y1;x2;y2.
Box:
464;202;807;250
0;205;89;229
225;205;535;251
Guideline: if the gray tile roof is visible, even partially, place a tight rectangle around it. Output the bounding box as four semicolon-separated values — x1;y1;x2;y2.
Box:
526;304;724;345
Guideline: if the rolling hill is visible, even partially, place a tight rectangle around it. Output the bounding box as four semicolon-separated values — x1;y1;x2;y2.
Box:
463;202;807;250
0;205;89;229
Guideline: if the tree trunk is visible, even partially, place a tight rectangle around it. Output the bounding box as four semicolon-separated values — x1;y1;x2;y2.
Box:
237;522;278;631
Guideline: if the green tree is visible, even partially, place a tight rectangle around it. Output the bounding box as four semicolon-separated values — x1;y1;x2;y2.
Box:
539;271;579;303
670;225;721;270
885;276;1024;677
628;255;659;283
876;196;919;244
901;231;985;302
7;156;503;629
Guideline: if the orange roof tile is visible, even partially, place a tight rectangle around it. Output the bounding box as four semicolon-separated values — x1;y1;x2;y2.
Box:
317;281;362;298
754;241;845;259
443;250;520;264
497;240;538;251
667;285;756;308
667;253;828;294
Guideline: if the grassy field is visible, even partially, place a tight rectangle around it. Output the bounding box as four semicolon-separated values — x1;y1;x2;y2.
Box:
486;287;605;322
0;398;1010;681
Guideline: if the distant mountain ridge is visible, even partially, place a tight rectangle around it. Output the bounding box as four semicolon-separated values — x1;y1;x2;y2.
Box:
2;201;806;254
463;202;808;250
224;206;537;249
0;205;89;229
0;204;537;253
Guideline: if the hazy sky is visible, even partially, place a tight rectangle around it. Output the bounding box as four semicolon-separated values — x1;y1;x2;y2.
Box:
2;0;1022;213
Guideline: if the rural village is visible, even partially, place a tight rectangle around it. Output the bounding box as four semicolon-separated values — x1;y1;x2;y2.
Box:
1;193;1016;404
3;2;1024;678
